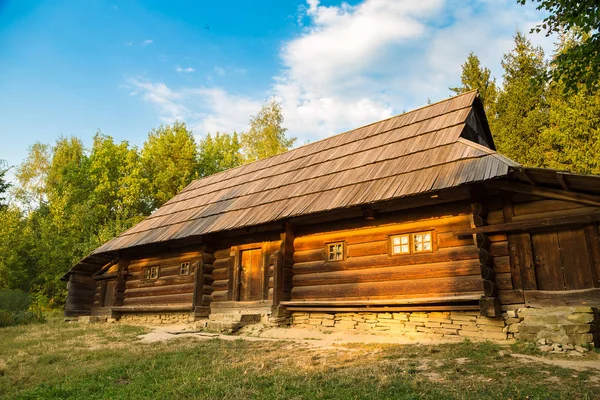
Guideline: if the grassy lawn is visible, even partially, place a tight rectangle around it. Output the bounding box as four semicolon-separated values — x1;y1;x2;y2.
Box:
1;313;599;399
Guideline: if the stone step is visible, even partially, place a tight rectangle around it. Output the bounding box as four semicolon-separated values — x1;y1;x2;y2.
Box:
208;313;261;323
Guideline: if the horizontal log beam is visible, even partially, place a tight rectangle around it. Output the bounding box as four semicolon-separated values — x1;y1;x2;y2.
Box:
293;259;480;287
524;288;600;307
286;305;480;312
281;294;482;306
291;275;483;300
454;211;600;236
486;180;600;207
111;305;193;312
293;246;480;275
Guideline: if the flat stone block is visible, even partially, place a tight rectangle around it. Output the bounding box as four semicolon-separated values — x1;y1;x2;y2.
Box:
563;324;593;334
476;317;506;327
321;320;335;327
459;330;483;338
566;313;594;324
425;322;441;328
483;332;508;340
570;334;594;346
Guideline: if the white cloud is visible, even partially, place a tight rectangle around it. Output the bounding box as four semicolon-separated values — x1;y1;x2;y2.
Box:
176;66;195;73
127;0;556;145
124;41;133;46
128;79;261;135
141;39;153;47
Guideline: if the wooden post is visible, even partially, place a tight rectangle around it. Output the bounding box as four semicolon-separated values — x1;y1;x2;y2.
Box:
471;201;501;317
271;251;284;306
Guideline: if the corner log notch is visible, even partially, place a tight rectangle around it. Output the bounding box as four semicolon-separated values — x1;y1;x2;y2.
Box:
471;202;501;317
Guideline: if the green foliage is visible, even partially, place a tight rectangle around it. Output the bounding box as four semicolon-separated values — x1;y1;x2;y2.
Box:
518;0;600;91
0;289;44;328
0;289;31;312
241;99;296;162
489;31;549;166
198;131;244;176
141;121;199;209
0;160;10;210
449;52;498;114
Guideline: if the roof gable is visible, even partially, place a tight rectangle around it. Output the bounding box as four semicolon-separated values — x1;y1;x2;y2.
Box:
91;91;518;255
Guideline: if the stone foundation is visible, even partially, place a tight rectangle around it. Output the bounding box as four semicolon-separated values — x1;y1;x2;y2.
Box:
514;306;598;346
291;311;510;341
117;312;194;325
291;307;599;346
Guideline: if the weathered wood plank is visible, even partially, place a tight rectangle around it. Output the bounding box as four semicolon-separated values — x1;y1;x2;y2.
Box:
507;233;535;290
583;224;600;288
531;232;564;291
291;275;483;299
293;246;480;275
293;259;480;287
557;228;594;290
524;288;600;307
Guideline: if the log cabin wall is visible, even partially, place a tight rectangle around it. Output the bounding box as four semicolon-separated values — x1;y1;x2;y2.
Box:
290;201;493;305
123;250;205;308
64;273;96;318
485;193;600;306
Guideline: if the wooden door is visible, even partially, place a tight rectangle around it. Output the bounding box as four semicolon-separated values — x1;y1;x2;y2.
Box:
101;280;116;307
238;249;263;301
531;228;594;290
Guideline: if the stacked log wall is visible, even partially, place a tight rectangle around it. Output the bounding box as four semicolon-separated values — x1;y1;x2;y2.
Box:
290;202;500;303
484;193;600;305
64;274;96;317
122;250;206;307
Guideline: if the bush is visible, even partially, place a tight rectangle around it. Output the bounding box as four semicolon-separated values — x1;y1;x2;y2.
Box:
0;289;45;327
0;289;31;312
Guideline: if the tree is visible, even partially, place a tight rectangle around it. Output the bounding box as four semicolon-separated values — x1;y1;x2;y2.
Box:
518;0;600;91
0;160;10;210
14;143;51;208
450;52;498;114
198;132;243;177
241;100;296;162
141;122;199;209
537;34;600;174
491;31;549;166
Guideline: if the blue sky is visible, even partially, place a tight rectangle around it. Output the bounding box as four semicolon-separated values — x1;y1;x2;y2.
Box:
0;0;552;181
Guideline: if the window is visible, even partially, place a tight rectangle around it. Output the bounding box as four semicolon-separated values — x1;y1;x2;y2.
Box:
327;242;344;261
390;234;410;255
390;231;433;255
413;232;432;253
180;262;191;275
143;266;160;280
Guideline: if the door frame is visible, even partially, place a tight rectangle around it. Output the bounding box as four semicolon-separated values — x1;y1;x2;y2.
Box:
230;243;269;302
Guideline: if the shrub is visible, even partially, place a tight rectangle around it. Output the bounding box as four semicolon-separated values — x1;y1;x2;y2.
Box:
0;289;46;327
0;289;31;312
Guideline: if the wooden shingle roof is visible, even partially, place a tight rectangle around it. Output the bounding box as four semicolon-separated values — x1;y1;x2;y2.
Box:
91;91;517;255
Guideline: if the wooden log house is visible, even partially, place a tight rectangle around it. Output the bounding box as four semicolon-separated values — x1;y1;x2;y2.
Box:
62;91;600;344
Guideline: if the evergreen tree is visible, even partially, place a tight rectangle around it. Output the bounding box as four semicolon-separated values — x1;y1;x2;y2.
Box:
0;160;10;210
538;34;600;174
450;52;498;115
491;31;549;166
198;131;243;177
141;121;199;209
241;100;296;162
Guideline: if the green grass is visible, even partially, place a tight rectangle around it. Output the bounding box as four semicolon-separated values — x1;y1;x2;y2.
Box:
0;313;599;399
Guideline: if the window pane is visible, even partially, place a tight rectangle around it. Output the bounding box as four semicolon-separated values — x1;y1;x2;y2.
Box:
401;244;409;253
414;234;422;243
393;237;400;245
393;245;401;254
424;242;431;251
415;243;423;251
401;235;408;244
424;233;431;242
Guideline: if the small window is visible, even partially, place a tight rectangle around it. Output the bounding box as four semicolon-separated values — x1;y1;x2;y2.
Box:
413;232;432;253
180;262;190;275
389;231;433;255
144;266;160;280
390;234;410;255
327;242;344;261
